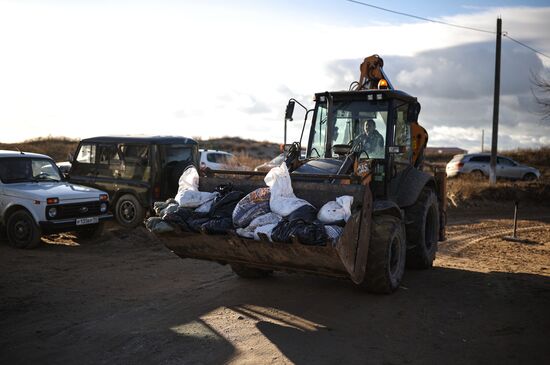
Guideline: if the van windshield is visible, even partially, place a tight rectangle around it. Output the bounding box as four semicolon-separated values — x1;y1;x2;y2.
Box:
161;145;194;165
310;100;389;159
0;157;61;184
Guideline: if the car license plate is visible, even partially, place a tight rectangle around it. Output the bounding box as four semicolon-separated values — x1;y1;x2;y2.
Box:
76;217;99;226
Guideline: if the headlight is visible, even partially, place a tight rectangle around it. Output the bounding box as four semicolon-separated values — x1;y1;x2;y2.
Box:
100;202;108;213
48;207;57;218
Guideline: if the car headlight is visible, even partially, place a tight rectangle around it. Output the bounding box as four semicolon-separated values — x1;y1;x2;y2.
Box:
100;202;108;213
48;207;57;218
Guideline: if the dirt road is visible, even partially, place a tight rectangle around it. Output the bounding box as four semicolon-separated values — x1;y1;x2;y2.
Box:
1;205;549;365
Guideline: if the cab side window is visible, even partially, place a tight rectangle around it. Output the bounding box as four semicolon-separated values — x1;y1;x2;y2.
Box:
98;144;120;165
118;144;150;181
498;157;515;166
393;103;411;165
76;144;97;164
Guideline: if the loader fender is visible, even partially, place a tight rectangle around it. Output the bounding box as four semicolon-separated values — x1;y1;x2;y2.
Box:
392;166;435;208
373;200;402;220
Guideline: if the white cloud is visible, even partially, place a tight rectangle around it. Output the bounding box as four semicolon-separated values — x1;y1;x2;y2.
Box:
0;2;548;153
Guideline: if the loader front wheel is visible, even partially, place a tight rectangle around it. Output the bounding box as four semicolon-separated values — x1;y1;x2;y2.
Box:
360;215;406;294
405;188;440;269
230;264;272;279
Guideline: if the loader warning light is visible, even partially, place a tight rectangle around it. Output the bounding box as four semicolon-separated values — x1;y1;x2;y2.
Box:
378;79;388;89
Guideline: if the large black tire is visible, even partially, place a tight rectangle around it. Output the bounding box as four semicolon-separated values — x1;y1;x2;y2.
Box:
6;210;42;249
230;263;272;279
359;215;406;294
405;188;440;269
75;222;105;241
115;194;145;228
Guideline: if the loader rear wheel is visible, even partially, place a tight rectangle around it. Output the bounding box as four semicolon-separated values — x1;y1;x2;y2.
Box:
230;263;272;279
360;215;406;294
405;188;440;269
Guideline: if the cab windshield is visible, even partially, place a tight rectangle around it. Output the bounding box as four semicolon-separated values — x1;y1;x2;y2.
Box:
310;100;388;159
0;157;62;184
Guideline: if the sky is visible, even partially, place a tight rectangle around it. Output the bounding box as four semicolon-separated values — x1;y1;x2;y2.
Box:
1;0;549;152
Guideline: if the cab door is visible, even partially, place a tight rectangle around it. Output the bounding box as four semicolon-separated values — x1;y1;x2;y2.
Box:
94;143;122;198
69;143;99;188
497;157;520;179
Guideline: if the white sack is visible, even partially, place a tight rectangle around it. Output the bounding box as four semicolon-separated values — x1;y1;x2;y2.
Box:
174;167;215;208
325;225;344;246
194;193;219;213
264;163;311;217
235;227;255;239
236;212;282;239
317;195;354;224
253;223;278;242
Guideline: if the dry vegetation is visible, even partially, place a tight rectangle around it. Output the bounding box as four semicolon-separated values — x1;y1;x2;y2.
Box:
441;147;550;208
2;136;549;205
0;136;78;162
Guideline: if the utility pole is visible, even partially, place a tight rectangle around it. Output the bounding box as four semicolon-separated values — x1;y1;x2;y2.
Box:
489;17;502;185
481;129;484;152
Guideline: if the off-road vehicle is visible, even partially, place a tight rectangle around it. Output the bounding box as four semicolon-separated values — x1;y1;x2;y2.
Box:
68;136;199;227
0;150;112;248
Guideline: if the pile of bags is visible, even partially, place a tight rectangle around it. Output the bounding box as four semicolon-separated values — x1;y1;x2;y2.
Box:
146;164;353;246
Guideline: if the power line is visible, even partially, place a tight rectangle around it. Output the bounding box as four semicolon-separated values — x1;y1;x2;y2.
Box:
344;0;495;34
503;33;550;60
345;0;550;60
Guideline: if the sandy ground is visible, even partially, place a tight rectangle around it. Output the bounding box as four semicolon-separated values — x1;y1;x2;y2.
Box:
1;204;549;365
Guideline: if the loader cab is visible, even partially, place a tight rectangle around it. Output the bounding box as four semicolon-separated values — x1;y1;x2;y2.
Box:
302;90;419;198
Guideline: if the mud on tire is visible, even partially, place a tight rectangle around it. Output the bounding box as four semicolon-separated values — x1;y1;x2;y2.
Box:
405;188;440;269
230;263;272;279
360;215;406;294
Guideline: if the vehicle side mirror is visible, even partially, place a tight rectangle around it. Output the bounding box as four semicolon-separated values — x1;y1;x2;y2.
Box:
67;153;74;162
285;100;295;121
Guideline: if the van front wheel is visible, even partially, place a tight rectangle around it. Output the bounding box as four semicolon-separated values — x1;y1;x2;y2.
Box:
115;194;145;228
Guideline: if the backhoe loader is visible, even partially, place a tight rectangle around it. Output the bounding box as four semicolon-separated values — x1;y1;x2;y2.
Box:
154;55;446;293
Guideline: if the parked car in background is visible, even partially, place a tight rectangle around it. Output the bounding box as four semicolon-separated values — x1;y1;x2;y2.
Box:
68;136;199;227
446;153;540;180
0;150;112;248
199;149;245;171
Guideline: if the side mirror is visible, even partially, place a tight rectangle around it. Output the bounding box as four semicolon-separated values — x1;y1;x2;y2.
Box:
67;153;74;162
285;100;295;121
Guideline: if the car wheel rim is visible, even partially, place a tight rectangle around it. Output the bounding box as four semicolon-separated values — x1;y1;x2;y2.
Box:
14;219;31;242
120;201;136;223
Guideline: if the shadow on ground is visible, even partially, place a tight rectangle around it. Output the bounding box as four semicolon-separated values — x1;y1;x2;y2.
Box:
1;240;549;365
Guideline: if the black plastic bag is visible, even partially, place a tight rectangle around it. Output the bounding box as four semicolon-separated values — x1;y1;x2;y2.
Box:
271;220;328;246
209;190;245;218
286;204;318;223
201;217;234;235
